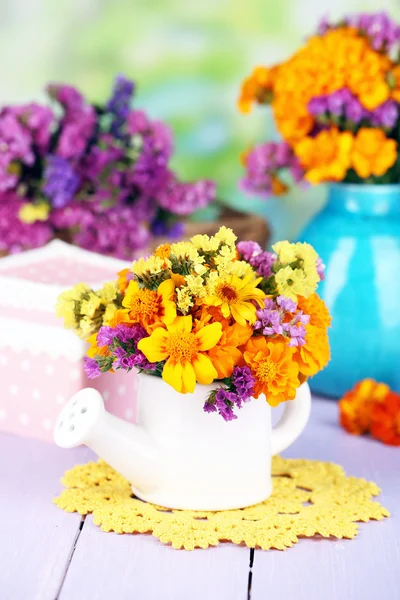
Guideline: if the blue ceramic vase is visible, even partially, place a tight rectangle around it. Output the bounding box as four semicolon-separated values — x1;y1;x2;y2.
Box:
298;183;400;397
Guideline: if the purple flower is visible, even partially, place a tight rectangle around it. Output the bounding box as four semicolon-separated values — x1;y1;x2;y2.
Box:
158;174;216;216
371;100;399;130
203;402;217;413
113;347;137;370
115;323;147;344
255;295;310;347
47;83;85;113
84;356;101;379
236;240;262;261
0;193;52;253
96;326;116;347
233;366;254;402
316;257;325;281
326;89;352;116
276;295;296;313
240;141;299;197
43;155;80;208
215;389;238;421
308;96;327;116
106;75;135;139
345;97;367;124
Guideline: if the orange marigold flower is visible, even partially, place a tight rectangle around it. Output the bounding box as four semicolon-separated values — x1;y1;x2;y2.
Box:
370;391;400;446
122;278;176;332
86;333;110;359
351;128;397;179
238;66;276;113
293;323;330;378
294;128;353;185
297;293;331;330
271;176;288;195
154;244;171;260
339;379;390;435
390;65;400;103
243;337;300;407
117;268;131;294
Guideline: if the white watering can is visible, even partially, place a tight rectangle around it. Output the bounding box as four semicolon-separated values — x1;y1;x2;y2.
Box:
54;373;311;511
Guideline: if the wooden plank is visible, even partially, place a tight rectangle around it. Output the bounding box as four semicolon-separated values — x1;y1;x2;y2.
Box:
0;433;93;600
59;520;251;600
251;397;400;600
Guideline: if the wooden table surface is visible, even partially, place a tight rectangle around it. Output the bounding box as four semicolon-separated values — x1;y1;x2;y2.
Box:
1;396;399;600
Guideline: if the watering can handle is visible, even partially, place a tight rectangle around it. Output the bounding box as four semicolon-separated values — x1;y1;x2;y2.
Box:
270;382;312;456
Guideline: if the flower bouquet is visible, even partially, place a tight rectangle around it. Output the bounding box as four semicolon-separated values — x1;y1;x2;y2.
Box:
238;11;400;193
238;12;400;396
57;226;330;421
0;76;215;258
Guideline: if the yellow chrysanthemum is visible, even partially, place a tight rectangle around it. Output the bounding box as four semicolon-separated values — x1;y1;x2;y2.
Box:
19;203;50;224
138;316;222;394
204;273;265;326
122;279;176;332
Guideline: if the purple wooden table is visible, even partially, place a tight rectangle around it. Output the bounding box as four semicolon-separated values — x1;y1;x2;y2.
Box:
1;396;399;600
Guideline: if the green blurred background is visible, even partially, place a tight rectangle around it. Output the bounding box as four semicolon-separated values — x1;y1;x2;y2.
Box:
1;0;399;242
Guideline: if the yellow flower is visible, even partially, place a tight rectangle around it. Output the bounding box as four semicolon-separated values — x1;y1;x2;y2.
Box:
103;303;119;326
214;244;237;272
138;316;222;394
214;226;237;247
170;241;202;263
274;267;308;301
294;128;353;185
272;241;297;264
19;203;50;224
184;274;206;298
98;281;118;304
154;243;171;260
80;293;102;318
56;283;91;328
190;233;220;253
204;273;265;326
132;255;172;288
122;279;176;332
176;286;195;315
227;259;255;278
351;128;397;179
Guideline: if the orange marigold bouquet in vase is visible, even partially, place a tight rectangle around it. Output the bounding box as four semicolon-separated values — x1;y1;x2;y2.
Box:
57;227;330;420
238;12;400;398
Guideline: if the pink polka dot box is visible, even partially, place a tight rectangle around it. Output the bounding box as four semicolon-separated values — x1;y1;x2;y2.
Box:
0;241;138;442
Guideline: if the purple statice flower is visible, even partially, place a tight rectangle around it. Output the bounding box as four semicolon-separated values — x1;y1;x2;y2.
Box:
232;366;254;403
72;203;151;260
0;193;52;253
96;326;117;348
371;100;399;130
48;83;96;160
345;96;368;124
215;389;238;421
84;356;101;379
348;12;400;53
131;351;157;371
240;141;299;197
0;111;35;191
158;174;216;216
203;402;217;413
106;75;135;139
9;103;54;153
237;240;276;280
316;257;325;281
236;240;262;261
43;155;80;208
326;89;352;116
255;295;310;347
113;347;138;370
47;83;85;113
308;96;328;116
114;323;147;344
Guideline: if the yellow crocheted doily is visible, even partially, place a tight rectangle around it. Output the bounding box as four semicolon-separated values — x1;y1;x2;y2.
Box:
54;457;389;551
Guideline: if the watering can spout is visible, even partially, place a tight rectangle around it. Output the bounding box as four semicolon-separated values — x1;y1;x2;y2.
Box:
54;388;161;493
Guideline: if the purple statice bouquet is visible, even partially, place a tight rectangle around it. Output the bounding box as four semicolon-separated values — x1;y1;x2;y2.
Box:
239;11;400;197
0;76;215;257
